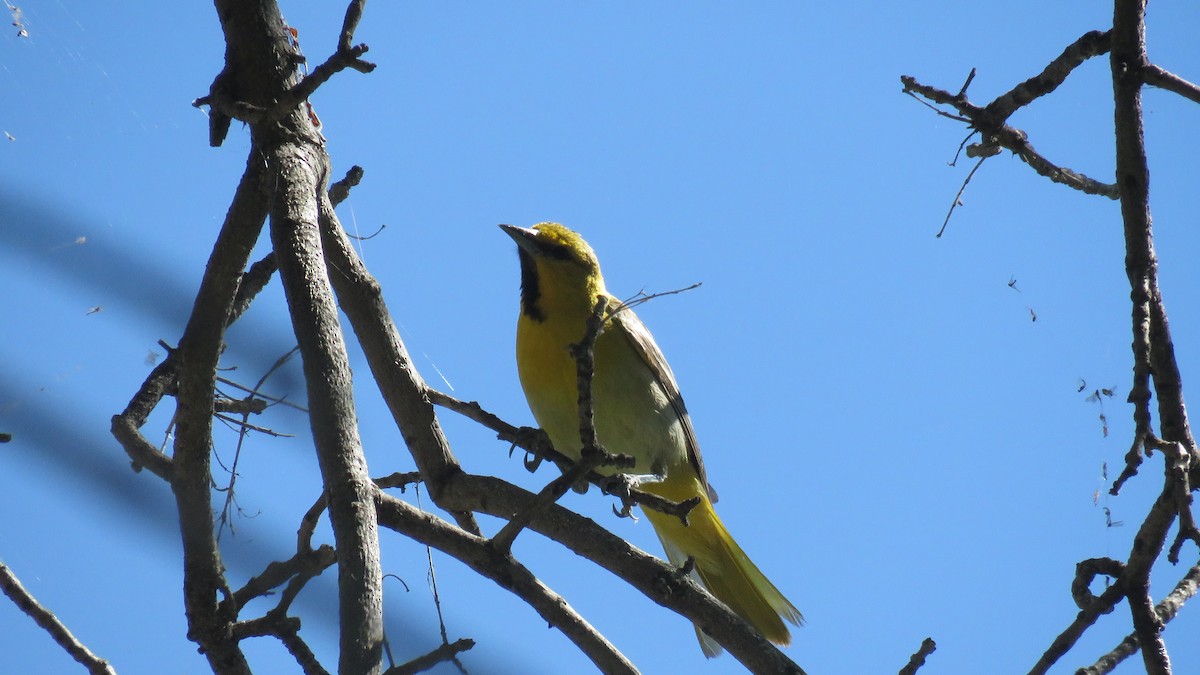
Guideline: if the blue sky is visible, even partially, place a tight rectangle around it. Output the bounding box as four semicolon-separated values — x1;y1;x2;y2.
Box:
4;2;1200;673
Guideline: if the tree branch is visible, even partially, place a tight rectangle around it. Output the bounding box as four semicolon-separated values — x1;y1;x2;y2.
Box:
317;191;481;535
227;545;337;614
171;149;271;674
1080;561;1200;674
1142;64;1200;105
0;560;116;675
374;491;638;675
1029;584;1124;674
901;31;1121;202
897;637;936;675
426;389;698;524
383;638;475;675
491;298;636;552
268;139;383;675
1111;2;1192;669
984;29;1111;121
277;0;376;114
277;622;332;675
440;474;806;674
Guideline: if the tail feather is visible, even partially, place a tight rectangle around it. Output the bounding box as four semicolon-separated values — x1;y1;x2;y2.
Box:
641;485;801;657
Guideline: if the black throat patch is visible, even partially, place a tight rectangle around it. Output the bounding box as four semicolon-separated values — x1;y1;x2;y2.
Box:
517;248;545;322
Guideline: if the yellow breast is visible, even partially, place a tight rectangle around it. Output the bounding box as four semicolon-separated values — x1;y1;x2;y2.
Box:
516;307;688;478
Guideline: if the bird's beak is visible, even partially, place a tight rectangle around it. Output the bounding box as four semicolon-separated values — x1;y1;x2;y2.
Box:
499;224;539;252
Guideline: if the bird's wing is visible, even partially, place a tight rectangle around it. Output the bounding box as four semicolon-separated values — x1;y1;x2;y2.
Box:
607;299;718;502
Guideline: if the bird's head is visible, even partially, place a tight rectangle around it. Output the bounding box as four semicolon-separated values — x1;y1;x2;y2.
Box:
500;222;606;322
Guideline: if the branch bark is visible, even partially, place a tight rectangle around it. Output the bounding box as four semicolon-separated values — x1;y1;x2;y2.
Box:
375;491;637;675
440;474;806;674
1110;3;1190;670
171;150;269;674
0;560;116;675
1080;561;1200;674
268;140;384;675
317;194;481;534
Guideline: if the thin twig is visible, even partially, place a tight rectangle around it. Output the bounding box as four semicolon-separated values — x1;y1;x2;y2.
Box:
214;413;295;438
427;389;695;523
275;39;375;117
384;638;475;675
317;190;482;536
491;298;632;552
0;561;116;675
490;445;621;553
901;74;1119;199
936;155;988;238
216;376;308;412
227;546;337;613
412;485;467;674
375;491;639;674
620;282;703;312
572;297;610;457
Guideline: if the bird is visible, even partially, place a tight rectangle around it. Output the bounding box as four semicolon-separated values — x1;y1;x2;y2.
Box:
500;222;801;657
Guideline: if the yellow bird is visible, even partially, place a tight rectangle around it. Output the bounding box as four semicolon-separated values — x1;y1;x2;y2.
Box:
500;222;801;657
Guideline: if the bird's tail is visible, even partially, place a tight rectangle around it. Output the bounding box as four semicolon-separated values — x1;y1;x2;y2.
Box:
641;481;802;657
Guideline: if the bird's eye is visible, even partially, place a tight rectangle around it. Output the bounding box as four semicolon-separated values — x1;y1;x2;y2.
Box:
544;244;574;261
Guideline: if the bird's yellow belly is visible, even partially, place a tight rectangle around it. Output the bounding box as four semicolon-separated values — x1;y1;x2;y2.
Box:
516;317;686;478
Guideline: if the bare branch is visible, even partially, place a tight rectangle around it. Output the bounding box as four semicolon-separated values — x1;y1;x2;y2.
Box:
270;1;376;121
375;471;424;492
1029;584;1124;674
1080;561;1200;674
900;73;1119;199
897;637;936;675
1071;558;1125;611
984;30;1111;121
1163;442;1200;563
491;298;637;552
170;145;272;674
213;397;269;415
276;623;332;675
232;613;301;640
317;193;481;536
269;140;383;674
228;546;337;613
230;252;279;325
571;297;609;463
280;44;375;114
1110;2;1195;668
935;155;988;238
440;474;806;674
426;388;697;524
0;561;116;675
329;165;365;208
337;0;369;53
1143;64;1200;105
111;406;174;480
383;638;475;675
375;491;638;675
